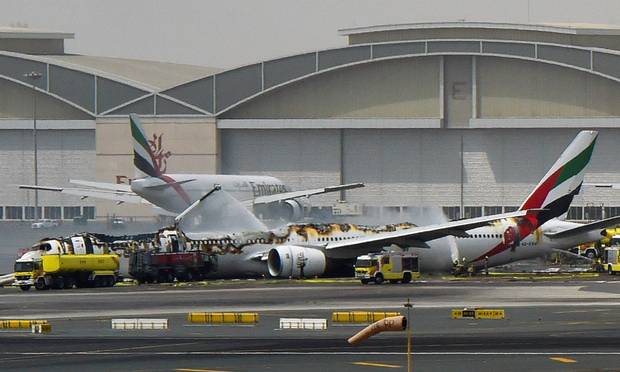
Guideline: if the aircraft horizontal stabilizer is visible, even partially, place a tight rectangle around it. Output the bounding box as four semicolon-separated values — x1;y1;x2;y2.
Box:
584;183;620;190
544;216;620;240
19;185;62;192
141;179;196;190
19;184;148;205
70;179;132;192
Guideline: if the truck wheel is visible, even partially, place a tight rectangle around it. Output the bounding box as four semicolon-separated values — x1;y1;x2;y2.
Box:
402;273;412;284
360;279;369;285
374;273;384;285
64;277;75;289
609;266;615;275
19;285;31;291
54;277;65;290
35;277;48;290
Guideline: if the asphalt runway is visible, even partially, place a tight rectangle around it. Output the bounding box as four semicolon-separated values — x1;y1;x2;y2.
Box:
2;280;620;371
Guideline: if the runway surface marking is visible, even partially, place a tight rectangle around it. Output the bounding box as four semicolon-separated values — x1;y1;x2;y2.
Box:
93;341;199;353
563;321;594;325
3;284;618;299
553;308;609;314
0;286;335;298
2;351;620;356
175;369;231;372
352;361;401;368
0;342;202;364
549;357;577;363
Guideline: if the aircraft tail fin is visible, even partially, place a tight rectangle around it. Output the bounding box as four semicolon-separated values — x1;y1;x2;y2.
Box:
519;130;598;225
130;113;161;178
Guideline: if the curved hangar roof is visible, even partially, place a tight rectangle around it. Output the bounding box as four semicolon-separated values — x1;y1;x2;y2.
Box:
4;22;620;118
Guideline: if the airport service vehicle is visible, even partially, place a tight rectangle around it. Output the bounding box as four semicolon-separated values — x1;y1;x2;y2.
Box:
127;229;211;283
569;242;599;259
602;242;620;274
568;228;620;259
31;219;59;229
600;229;620;248
20;114;363;220
354;252;419;284
14;251;119;291
129;250;213;283
111;217;126;229
13;236;119;291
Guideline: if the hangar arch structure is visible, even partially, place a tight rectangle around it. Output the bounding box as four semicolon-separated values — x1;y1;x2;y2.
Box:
157;38;620;127
4;36;620;123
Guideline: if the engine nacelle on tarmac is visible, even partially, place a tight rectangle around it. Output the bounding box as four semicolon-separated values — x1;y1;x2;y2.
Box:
267;246;326;278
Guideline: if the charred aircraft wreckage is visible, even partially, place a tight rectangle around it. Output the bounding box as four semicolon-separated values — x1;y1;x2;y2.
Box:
20;186;539;281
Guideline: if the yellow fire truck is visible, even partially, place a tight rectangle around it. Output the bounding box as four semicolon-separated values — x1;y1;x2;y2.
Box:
354;252;419;284
602;237;620;275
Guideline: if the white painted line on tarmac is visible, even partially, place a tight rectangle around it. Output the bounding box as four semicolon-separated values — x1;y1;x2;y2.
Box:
2;351;620;356
0;286;336;298
3;283;615;299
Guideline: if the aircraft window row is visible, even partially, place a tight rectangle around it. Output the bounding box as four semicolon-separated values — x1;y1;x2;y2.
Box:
459;234;503;239
202;238;269;245
286;236;355;242
307;236;358;242
2;206;96;220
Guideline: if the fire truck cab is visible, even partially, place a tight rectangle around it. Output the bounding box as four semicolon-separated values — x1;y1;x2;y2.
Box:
354;252;419;284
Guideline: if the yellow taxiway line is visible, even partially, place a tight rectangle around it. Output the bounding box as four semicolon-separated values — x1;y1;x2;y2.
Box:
549;356;577;363
352;361;402;368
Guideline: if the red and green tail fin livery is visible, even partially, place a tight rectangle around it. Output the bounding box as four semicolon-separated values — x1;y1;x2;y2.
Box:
519;130;598;225
472;130;598;264
130;113;161;178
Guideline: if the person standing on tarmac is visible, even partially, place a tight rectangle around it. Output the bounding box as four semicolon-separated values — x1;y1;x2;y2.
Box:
484;256;489;275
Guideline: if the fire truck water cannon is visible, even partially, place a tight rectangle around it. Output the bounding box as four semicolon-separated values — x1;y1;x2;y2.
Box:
347;315;407;345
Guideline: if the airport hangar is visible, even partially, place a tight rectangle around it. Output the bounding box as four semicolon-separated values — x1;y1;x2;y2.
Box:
1;21;620;222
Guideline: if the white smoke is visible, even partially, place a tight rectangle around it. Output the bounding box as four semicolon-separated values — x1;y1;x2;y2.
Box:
179;189;268;236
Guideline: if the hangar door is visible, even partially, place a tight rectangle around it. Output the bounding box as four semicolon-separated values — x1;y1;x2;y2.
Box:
220;128;464;207
220;129;341;205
